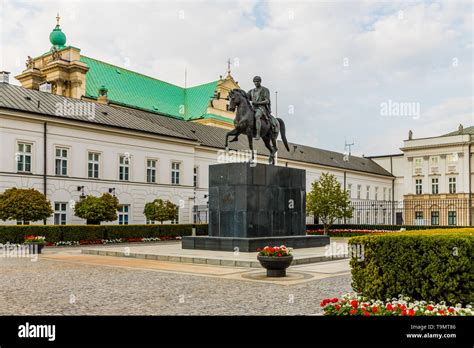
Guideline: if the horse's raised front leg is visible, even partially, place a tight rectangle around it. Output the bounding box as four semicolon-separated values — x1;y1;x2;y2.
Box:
225;128;240;151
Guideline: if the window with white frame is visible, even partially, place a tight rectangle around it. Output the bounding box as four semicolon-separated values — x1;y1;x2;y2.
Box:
383;187;386;201
347;184;352;198
448;177;456;194
119;155;130;181
55;147;68;176
374;187;378;201
146;159;157;183
88;152;100;178
171;162;180;185
432;178;439;194
414;157;423;167
54;202;67;225
431;211;439;226
118;205;130;225
366;186;370;200
17;142;32;173
193;166;198;188
357;185;361;199
388;188;392;201
415;211;423;222
448;211;456;225
415;179;422;195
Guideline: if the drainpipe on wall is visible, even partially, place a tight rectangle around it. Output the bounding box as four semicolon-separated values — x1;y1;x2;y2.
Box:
43;122;47;225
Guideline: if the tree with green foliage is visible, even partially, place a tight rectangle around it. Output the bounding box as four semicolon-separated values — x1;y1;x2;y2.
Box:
0;188;53;223
73;193;119;225
306;172;353;235
143;199;178;224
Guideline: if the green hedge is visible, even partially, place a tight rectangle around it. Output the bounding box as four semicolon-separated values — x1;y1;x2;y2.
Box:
0;224;208;244
349;229;474;305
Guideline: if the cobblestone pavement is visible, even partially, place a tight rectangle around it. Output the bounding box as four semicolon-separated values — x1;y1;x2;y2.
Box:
0;254;353;315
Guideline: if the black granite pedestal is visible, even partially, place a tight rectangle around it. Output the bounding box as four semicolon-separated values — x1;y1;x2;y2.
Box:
182;163;329;252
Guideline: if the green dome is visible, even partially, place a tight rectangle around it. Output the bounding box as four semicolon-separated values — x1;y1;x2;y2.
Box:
49;25;66;47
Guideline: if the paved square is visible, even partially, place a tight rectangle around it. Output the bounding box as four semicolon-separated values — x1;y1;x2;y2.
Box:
0;244;352;315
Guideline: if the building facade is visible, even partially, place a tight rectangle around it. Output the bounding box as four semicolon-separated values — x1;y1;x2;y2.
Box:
0;16;471;227
370;126;474;226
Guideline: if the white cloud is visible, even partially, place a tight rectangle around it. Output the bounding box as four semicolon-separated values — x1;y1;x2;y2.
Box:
1;0;471;156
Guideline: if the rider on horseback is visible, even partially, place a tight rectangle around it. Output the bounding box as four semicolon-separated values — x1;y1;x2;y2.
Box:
247;76;278;140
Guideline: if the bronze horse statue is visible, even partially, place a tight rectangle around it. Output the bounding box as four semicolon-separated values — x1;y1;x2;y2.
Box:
225;89;290;165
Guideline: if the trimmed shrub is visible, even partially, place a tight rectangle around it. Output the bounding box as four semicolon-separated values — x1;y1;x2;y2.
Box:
0;224;208;244
349;229;474;305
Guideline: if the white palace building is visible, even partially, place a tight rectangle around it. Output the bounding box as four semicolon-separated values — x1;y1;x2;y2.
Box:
0;18;472;226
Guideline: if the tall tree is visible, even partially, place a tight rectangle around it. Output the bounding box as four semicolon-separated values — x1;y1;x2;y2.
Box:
143;199;178;224
306;173;353;235
73;193;119;225
0;188;53;223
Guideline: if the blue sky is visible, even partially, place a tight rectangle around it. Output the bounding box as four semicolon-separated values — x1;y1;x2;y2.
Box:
1;0;472;156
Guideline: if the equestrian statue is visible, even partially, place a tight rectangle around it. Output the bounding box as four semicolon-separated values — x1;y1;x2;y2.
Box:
224;76;289;165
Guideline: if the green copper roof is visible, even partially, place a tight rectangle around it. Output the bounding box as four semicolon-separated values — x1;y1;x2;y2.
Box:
80;56;222;120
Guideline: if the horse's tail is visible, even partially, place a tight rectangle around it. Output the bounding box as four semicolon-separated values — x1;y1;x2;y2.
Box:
277;118;290;152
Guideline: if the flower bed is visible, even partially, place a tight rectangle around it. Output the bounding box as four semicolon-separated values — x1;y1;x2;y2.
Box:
321;294;473;316
307;229;391;237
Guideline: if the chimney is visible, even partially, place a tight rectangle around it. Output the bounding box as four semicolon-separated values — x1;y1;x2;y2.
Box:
0;71;10;84
97;84;108;104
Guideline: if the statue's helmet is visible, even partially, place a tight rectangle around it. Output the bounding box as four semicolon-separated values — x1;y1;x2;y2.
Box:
253;76;262;82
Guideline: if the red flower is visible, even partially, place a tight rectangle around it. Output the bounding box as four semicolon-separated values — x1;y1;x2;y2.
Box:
349;309;356;315
364;311;370;316
448;307;454;313
438;309;444;314
426;305;434;311
278;253;282;257
350;300;358;308
361;307;366;311
372;306;378;313
332;298;338;303
408;309;415;316
400;310;407;316
335;305;341;310
386;303;393;311
257;248;261;252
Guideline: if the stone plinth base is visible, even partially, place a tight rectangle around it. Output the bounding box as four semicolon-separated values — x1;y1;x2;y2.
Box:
182;235;330;252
